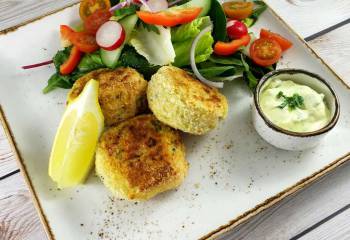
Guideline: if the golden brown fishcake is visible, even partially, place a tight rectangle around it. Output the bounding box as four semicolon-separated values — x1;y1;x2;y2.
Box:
95;115;188;200
147;66;228;135
68;68;148;126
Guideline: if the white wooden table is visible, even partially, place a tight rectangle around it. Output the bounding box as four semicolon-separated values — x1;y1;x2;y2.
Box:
0;0;350;239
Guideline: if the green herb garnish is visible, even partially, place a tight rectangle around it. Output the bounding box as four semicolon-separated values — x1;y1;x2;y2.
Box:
114;5;137;19
277;91;305;110
138;20;160;34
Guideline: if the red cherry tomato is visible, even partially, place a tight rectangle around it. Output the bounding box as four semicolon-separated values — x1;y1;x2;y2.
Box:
71;32;99;53
222;2;254;20
226;19;248;40
260;28;293;51
250;38;282;66
79;0;111;21
84;9;112;34
60;25;99;53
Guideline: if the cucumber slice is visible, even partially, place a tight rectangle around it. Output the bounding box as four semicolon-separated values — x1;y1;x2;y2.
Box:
100;48;122;68
101;14;138;68
175;0;211;17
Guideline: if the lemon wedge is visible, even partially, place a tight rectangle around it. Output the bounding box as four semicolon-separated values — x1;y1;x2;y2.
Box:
48;79;104;188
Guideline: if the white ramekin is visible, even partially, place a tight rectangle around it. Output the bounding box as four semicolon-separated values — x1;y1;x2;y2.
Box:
252;69;340;151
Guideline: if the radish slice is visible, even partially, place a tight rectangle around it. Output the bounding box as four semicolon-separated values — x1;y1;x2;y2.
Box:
96;21;125;51
140;0;168;12
190;24;224;89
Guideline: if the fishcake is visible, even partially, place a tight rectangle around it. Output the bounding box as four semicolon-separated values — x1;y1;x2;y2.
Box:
147;66;228;135
68;67;148;126
95;115;188;200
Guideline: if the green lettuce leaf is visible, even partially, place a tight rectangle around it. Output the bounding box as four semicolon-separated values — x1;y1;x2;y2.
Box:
78;51;104;72
171;16;214;67
43;49;105;94
129;23;175;66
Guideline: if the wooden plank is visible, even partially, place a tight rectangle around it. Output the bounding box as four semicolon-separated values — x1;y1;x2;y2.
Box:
0;173;47;240
218;161;350;240
299;208;350;240
0;125;18;178
0;0;79;31
309;24;350;85
265;0;350;38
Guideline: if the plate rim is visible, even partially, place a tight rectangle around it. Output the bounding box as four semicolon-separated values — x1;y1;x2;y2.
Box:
0;2;349;240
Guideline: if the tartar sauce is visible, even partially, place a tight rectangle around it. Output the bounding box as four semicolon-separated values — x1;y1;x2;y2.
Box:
259;79;331;132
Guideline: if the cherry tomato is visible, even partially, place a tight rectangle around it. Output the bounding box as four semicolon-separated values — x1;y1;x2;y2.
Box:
250;38;282;66
222;2;254;20
260;29;293;51
60;25;99;53
214;34;251;56
60;46;82;75
70;32;99;53
84;9;112;34
226;19;248;40
137;7;202;27
79;0;111;21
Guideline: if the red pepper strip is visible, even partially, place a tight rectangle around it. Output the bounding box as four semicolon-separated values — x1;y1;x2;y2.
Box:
214;34;251;56
60;46;82;75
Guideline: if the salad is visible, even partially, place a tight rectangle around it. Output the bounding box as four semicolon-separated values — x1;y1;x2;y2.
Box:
23;0;292;93
23;0;294;193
